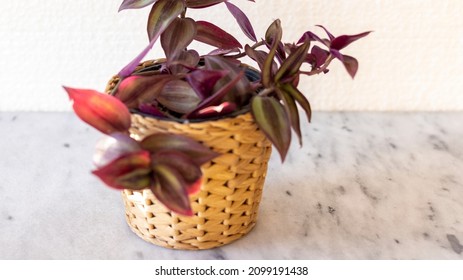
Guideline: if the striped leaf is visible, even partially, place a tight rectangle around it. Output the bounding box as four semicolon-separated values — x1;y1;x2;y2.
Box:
251;95;291;161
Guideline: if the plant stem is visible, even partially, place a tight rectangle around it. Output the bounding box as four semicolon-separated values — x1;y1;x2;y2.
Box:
258;87;275;97
300;55;334;76
181;7;187;18
229;40;266;59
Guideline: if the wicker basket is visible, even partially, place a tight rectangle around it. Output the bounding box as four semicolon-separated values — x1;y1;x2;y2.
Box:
106;61;272;250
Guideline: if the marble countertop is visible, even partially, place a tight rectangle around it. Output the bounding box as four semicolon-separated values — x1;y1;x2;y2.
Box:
1;112;462;260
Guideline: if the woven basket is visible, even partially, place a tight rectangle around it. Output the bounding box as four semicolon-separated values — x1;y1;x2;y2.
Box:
106;61;272;250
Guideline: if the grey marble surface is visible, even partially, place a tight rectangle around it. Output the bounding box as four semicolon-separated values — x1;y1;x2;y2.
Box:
0;112;462;259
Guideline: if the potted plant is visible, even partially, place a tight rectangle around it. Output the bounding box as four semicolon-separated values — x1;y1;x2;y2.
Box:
64;0;370;250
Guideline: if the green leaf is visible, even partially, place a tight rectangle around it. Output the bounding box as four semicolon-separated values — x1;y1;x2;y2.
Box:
280;83;312;122
276;87;302;146
151;164;193;216
262;19;282;87
161;17;197;63
141;133;220;166
251;95;291;162
275;41;310;82
147;0;185;41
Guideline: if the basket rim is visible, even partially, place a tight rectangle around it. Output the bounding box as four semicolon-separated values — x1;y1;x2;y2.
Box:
108;59;261;125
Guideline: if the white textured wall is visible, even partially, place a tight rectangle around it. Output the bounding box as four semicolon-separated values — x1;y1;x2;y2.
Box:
1;0;462;111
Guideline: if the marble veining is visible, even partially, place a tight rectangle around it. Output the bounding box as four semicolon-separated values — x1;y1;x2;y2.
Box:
0;112;462;259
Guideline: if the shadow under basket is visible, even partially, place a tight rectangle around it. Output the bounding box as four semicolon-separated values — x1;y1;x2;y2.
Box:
124;111;272;250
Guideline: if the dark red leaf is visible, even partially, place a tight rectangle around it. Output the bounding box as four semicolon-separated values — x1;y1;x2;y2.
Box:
138;103;166;117
330;31;371;50
115;75;174;108
92;151;152;190
186;69;229;99
341;55;359;79
141;133;220;166
152;150;203;195
315;25;335;41
311;45;330;68
203;55;250;104
151;164;193;216
185;71;244;118
194;21;242;49
64;87;131;135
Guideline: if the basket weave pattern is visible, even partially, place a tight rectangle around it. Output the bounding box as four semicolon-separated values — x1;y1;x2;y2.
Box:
124;113;272;250
106;60;272;250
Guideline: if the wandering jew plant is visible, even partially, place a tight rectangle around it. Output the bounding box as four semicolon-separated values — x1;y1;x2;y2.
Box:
64;0;370;216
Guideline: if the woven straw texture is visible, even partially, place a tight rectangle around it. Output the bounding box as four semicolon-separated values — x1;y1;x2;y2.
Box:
107;61;272;250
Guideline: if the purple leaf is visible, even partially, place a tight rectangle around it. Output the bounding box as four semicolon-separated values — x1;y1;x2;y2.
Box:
311;45;330;68
251;95;291;162
115;75;174;108
138;103;166;117
64;87;131;135
151;164;193;216
147;0;185;41
224;1;257;42
119;0;157;11
185;71;245;118
330;49;344;61
152;150;203;195
298;31;328;47
194;21;242;49
93;133;141;168
168;50;200;74
161;17;197;63
203;55;251;104
92;151;152;190
341;55;359;79
157;80;201;114
186;69;229;99
141;133;220;166
316;25;335;41
188;101;237;119
119;0;184;78
330;31;371;50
